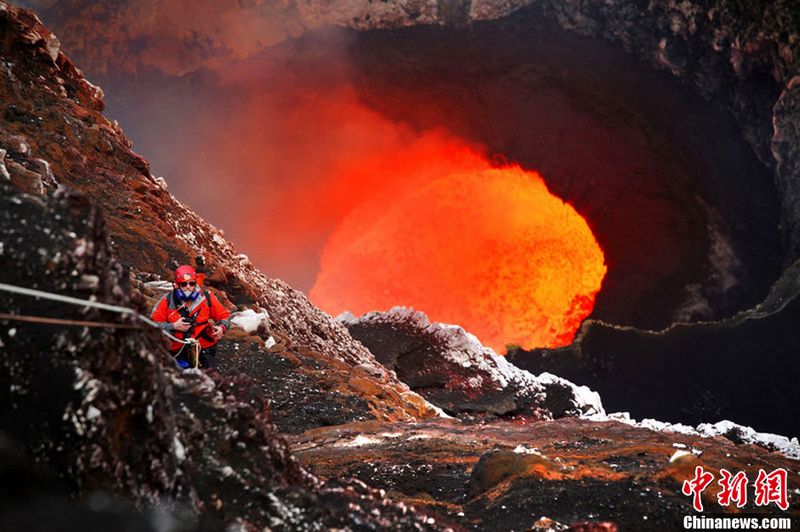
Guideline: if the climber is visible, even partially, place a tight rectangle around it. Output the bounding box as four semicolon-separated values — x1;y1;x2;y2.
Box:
150;263;231;369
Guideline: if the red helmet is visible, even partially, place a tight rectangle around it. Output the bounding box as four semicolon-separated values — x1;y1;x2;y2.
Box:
174;265;197;283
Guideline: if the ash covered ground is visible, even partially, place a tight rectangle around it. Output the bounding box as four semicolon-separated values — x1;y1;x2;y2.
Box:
1;0;800;530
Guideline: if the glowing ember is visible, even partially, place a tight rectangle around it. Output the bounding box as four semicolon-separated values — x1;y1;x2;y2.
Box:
310;148;607;352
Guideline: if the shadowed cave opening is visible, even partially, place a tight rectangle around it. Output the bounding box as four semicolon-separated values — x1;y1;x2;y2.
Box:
97;7;784;343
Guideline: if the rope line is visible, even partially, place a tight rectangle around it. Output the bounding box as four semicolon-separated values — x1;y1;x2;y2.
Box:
0;282;195;345
0;312;141;329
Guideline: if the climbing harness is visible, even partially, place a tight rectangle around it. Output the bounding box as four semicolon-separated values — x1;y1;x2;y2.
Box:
190;340;201;369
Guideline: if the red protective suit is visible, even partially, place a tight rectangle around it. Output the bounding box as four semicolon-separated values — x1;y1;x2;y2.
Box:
150;289;231;352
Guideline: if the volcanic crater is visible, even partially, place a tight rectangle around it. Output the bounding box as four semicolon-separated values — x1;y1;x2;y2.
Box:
21;0;800;422
2;0;800;529
65;1;800;433
87;6;787;336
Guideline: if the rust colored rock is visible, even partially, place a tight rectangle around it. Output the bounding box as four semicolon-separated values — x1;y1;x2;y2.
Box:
467;449;558;497
567;522;618;532
290;418;800;530
5;158;43;194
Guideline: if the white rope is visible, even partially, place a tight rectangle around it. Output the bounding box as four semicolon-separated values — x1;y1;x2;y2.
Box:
0;281;196;345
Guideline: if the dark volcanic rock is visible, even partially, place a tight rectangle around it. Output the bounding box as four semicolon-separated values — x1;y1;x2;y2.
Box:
290;418;800;531
215;334;436;434
508;260;800;438
217;339;373;434
523;0;800;258
0;182;180;500
0;171;451;530
0;432;180;532
342;308;603;420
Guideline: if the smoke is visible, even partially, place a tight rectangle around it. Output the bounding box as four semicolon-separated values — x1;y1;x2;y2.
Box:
79;29;494;291
15;0;465;289
178;76;475;290
18;0;308;75
18;0;436;76
0;3;406;289
22;0;609;350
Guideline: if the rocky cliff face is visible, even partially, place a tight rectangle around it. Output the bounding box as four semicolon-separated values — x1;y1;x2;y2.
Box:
0;182;179;501
0;3;449;528
526;1;800;260
0;0;438;433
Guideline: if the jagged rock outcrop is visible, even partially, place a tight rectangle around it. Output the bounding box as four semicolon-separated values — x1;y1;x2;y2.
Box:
341;307;603;420
0;182;180;501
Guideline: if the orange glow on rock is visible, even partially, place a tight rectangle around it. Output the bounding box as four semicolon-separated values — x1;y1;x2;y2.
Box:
310;143;607;352
174;74;605;350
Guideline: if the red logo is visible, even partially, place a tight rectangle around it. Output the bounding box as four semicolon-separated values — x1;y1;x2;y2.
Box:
717;469;748;508
682;466;715;512
754;468;789;511
682;466;790;512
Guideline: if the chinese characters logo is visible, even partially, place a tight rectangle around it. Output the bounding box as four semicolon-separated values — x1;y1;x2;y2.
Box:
682;466;789;512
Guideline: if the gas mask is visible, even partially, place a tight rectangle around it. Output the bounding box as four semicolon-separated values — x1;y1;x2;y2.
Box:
175;283;199;301
181;286;196;299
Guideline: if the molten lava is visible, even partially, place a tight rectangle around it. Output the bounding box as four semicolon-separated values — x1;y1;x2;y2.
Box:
310;147;607;352
168;69;605;351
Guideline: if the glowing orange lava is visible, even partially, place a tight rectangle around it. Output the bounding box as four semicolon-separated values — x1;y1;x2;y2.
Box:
310;145;607;352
